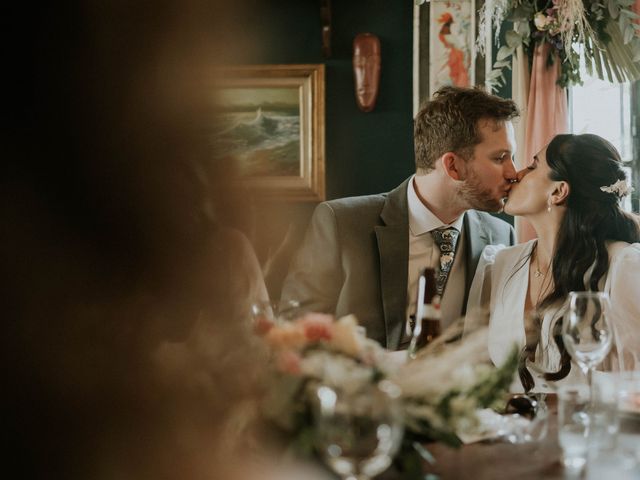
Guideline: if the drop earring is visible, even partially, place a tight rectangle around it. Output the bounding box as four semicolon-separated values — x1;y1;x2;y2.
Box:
547;198;552;213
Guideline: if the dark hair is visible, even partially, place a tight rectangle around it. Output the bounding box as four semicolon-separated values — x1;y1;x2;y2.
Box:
413;86;519;172
518;133;640;391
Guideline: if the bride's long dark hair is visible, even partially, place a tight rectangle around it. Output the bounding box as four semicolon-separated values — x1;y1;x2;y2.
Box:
518;133;640;391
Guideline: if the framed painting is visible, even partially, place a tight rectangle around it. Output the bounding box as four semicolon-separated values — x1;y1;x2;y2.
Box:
413;0;487;115
214;64;325;201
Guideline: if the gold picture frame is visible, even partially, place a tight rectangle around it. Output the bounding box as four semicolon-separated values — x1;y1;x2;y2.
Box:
215;64;325;201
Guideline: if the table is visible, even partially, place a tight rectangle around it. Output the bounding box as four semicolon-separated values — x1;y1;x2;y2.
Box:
425;397;563;480
415;396;640;479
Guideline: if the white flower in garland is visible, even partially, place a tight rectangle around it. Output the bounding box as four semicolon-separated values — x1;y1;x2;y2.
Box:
474;0;640;88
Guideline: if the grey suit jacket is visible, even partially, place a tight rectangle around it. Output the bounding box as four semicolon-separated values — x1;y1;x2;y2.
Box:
280;178;515;349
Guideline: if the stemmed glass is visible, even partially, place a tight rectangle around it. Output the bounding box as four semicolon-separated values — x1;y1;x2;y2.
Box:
250;299;302;332
312;381;404;480
562;291;614;401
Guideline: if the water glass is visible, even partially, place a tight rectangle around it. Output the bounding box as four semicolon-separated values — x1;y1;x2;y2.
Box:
312;381;404;480
589;372;620;453
562;292;613;397
617;370;640;417
591;370;640;478
251;299;302;331
558;384;590;471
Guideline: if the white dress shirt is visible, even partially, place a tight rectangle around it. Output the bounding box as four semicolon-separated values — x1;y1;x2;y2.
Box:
403;176;466;344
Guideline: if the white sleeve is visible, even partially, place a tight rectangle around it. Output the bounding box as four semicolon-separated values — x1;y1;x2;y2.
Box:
606;243;640;369
464;244;506;334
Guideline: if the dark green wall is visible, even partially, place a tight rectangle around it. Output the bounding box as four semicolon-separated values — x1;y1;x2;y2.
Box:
241;0;415;200
233;1;416;295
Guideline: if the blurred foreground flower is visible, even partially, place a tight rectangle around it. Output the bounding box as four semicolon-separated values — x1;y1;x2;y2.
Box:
256;313;518;478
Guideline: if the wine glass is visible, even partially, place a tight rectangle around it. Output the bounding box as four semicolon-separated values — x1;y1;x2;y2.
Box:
250;300;277;334
250;299;302;333
562;291;614;401
312;381;404;480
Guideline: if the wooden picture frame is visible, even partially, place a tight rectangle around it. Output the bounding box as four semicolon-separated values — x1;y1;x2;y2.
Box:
215;64;325;202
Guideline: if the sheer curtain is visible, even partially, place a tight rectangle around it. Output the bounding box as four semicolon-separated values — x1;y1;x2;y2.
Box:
518;42;568;243
511;45;530;243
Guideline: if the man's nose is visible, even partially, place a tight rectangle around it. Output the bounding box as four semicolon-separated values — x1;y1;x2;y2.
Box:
504;158;517;181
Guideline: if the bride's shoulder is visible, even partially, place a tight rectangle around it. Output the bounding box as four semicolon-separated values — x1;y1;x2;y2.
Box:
492;239;534;261
479;239;533;269
607;240;640;263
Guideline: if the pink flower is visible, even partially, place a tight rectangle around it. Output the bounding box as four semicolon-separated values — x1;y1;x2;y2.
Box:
298;313;334;342
265;322;307;349
253;314;274;336
276;349;302;374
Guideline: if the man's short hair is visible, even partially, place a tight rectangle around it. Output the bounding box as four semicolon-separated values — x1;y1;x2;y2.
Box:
414;86;519;172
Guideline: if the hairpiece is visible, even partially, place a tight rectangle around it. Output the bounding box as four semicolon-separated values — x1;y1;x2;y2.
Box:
600;178;633;198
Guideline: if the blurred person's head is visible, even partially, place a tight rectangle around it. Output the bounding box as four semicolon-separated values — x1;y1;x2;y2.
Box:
5;2;268;479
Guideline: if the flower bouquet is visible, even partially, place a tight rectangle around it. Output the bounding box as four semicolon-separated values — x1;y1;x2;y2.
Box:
256;312;517;479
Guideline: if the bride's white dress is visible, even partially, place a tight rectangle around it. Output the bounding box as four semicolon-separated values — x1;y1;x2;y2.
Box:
466;240;640;392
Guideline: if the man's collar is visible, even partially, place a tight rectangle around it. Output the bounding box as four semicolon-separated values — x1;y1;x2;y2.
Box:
407;175;465;236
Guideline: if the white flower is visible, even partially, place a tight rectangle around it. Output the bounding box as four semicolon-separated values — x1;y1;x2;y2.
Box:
300;350;373;395
534;12;550;30
391;329;492;398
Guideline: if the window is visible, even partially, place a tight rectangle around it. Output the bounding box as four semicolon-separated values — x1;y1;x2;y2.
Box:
568;66;639;213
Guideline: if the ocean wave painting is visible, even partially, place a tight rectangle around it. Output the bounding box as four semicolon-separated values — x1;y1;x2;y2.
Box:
214;87;301;177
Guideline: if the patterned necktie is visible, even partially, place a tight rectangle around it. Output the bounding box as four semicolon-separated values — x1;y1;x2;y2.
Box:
431;227;460;297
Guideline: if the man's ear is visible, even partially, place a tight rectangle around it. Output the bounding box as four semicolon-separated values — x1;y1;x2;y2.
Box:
551;181;570;206
441;152;464;181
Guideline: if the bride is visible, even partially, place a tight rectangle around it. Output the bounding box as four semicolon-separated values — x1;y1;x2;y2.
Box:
467;133;640;392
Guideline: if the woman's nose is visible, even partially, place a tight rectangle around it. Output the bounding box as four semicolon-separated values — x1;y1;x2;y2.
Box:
515;168;529;182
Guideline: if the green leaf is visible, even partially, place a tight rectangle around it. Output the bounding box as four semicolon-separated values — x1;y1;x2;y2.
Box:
620;10;640;22
510;5;533;21
608;0;620;19
394;440;431;480
624;25;635;44
620;9;640;19
496;45;513;61
505;30;522;49
412;442;437;465
493;60;511;69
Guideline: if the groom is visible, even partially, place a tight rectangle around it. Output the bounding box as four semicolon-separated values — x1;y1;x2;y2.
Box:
280;86;518;349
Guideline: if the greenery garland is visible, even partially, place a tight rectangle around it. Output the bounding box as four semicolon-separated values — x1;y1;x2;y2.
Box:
478;0;640;87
